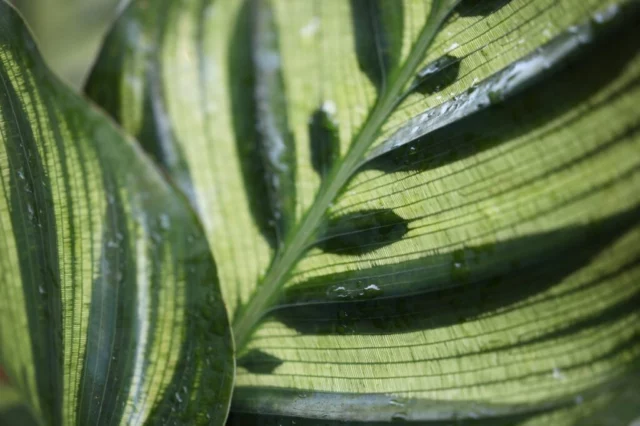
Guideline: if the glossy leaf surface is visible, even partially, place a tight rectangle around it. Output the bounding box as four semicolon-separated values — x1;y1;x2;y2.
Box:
87;0;640;423
0;3;234;425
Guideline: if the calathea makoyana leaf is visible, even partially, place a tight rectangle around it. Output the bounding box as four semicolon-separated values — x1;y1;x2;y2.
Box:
0;2;234;425
87;0;640;423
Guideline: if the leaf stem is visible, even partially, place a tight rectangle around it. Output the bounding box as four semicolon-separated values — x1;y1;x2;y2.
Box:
233;0;457;350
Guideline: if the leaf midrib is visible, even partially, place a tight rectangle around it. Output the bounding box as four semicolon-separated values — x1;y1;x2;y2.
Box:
232;0;458;350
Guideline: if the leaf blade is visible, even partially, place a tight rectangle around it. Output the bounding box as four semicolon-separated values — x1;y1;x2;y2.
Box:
0;3;235;424
86;0;640;423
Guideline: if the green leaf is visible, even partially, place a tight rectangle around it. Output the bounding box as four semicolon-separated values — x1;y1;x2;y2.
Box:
86;0;640;423
0;2;234;425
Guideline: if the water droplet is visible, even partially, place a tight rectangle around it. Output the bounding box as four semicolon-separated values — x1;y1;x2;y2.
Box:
299;16;320;38
389;398;405;407
327;285;349;299
363;283;383;298
451;249;470;281
414;54;460;95
391;412;408;421
17;169;25;180
444;42;459;53
38;285;46;295
321;100;337;115
175;392;182;403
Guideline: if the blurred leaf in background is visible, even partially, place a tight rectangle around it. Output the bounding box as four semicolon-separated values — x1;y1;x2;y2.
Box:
10;0;124;89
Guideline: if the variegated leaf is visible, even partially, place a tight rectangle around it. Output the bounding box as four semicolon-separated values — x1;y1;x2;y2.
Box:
0;3;234;425
87;0;640;423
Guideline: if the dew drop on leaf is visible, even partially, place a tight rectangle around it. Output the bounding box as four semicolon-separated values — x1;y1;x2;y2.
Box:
326;285;349;299
391;412;408;421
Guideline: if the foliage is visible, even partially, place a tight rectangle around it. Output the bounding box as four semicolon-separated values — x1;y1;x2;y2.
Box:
1;0;640;425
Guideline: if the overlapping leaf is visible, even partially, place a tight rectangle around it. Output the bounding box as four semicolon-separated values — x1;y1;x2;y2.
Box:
86;0;640;423
0;3;234;425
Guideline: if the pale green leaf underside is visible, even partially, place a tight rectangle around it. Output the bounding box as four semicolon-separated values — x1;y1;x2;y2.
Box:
0;3;234;425
87;0;640;423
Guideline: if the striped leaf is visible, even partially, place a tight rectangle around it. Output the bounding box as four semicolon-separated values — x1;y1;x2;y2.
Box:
0;2;234;425
86;0;640;424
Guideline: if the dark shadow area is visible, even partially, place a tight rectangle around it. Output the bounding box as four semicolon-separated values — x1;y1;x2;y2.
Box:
238;349;285;375
316;209;409;256
309;107;340;179
227;385;582;425
350;0;404;91
412;54;461;95
83;15;125;125
228;0;278;248
455;0;515;17
0;405;41;426
228;411;534;426
251;0;298;242
228;367;640;425
134;1;172;168
277;205;640;336
365;14;639;174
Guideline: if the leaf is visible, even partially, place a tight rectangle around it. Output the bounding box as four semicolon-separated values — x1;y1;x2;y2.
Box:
86;0;640;423
0;3;234;425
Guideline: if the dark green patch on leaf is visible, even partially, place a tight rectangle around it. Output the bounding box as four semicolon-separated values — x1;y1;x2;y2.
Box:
229;0;278;248
412;54;461;95
455;0;515;17
350;0;404;91
317;209;409;256
238;349;283;375
0;405;40;426
309;106;340;178
252;0;298;243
